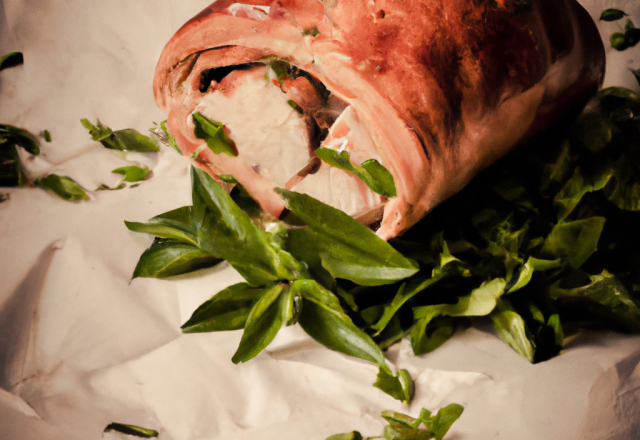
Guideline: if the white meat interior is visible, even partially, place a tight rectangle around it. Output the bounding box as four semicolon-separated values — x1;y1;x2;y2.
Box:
194;67;310;187
194;65;385;217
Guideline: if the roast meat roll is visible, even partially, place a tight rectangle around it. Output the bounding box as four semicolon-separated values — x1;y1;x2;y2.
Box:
154;0;605;239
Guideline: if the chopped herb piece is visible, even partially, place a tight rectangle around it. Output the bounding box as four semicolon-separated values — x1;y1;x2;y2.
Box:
192;112;237;157
315;147;397;197
0;52;23;71
104;423;158;438
43;130;52;142
600;8;628;21
34;174;88;201
157;120;182;154
81;119;159;152
112;165;151;183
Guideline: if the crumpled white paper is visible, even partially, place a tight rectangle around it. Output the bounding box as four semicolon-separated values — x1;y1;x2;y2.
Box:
1;1;640;439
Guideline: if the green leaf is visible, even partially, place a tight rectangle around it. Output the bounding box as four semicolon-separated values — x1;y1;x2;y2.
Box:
286;228;336;289
315;147;396;197
34;174;88;201
81;119;158;152
159;120;182;154
600;9;627;21
0;124;40;155
325;433;363;440
192;167;308;285
605;156;640;211
554;167;612;220
182;283;267;333
541;217;605;269
112;165;151;183
0;144;27;187
293;279;387;366
570;114;614;153
104;423;158;438
611;32;627;51
372;242;467;335
232;284;291;363
374;367;414;405
625;19;635;31
192;112;237;157
429;404;464;440
410;316;455;355
276;189;418;285
0;52;23;71
43;130;52;142
132;239;221;279
625;28;640;48
549;270;640;332
125;206;201;247
411;278;507;354
490;299;535;362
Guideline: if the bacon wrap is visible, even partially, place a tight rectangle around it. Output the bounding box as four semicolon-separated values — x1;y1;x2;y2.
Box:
153;0;605;240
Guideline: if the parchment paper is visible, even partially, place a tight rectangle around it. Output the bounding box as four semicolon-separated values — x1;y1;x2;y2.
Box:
1;1;640;439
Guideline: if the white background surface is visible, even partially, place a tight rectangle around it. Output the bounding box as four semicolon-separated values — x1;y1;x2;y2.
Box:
1;1;640;439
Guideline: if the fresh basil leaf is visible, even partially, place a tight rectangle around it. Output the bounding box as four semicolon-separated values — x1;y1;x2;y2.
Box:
570;114;614;153
132;239;221;279
554;167;612;220
0;52;23;71
192;167;308;285
600;9;627;21
611;32;627;51
81;119;158;152
34;174;88;201
293;279;387;366
541;217;605;269
374;367;414;405
625;28;640;48
429;404;464;440
125;206;200;247
0;124;40;155
112;165;151;183
104;423;158;438
604;156;640;211
411;278;507;354
315;147;396;197
625;19;635;31
381;411;420;429
490;299;535;362
285;228;336;290
325;433;363;440
411;316;455;355
43;130;52;142
373;242;467;334
0;144;27;187
182;283;266;333
547;313;564;348
192;112;237;157
276;188;418;285
159;120;182;154
232;284;291;363
549;270;640;332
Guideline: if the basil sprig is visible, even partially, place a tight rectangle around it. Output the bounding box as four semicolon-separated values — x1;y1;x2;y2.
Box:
81;118;159;152
327;404;464;440
34;174;88;201
104;423;158;438
315;147;397;198
127;166;419;403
